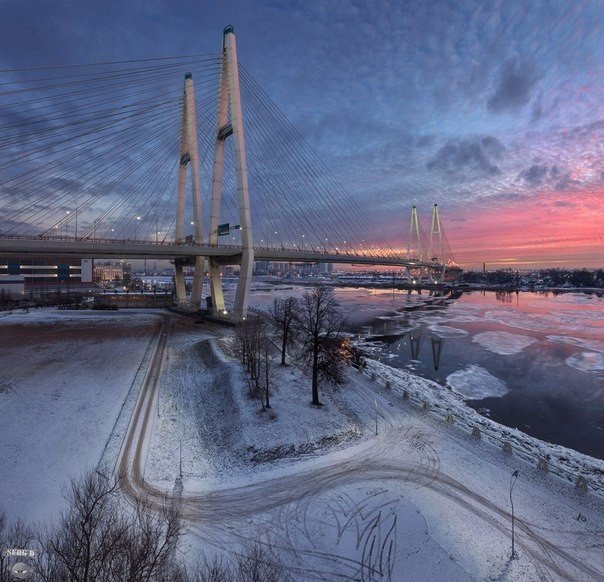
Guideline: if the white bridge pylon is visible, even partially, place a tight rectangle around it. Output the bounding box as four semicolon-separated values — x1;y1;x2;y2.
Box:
174;73;204;309
405;204;449;285
174;25;253;318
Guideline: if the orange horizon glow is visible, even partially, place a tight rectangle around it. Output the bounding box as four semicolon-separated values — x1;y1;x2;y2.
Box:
443;189;603;270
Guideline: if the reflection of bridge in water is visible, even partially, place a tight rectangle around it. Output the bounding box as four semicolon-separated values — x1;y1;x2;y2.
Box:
0;26;458;319
360;291;458;371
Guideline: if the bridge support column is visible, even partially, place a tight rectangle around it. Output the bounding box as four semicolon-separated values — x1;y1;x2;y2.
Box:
207;26;253;319
225;27;254;319
429;204;446;285
174;263;187;305
208;260;225;314
174;72;204;309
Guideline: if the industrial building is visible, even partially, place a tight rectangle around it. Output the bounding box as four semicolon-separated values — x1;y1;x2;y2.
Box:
0;257;93;290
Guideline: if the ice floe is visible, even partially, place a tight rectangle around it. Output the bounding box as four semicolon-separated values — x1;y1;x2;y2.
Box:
428;324;469;338
547;335;604;354
446;364;509;400
566;352;604;374
472;330;537;355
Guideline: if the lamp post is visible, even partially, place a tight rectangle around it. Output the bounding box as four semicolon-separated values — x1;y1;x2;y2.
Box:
510;469;519;559
65;210;70;238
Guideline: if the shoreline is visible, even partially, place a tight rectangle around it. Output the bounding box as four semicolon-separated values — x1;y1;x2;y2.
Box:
360;354;604;495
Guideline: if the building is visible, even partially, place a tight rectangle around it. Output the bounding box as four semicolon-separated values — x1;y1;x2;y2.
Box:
0;275;25;298
0;257;93;289
94;261;128;283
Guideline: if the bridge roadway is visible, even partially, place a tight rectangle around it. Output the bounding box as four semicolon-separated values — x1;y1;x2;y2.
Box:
0;236;440;269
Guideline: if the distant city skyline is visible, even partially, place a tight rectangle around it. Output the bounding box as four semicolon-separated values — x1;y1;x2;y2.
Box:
1;0;602;268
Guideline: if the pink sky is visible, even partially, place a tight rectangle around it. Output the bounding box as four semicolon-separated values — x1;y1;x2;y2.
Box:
446;189;603;269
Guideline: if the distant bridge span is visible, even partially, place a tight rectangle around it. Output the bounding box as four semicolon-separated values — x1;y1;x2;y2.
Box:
0;236;437;270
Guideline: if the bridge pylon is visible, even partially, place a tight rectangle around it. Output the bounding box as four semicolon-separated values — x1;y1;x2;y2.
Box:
174;73;204;308
428;204;446;284
405;206;424;283
208;25;254;320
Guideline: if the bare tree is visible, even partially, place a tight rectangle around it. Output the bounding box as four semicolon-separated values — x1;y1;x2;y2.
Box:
33;471;182;582
270;297;299;365
297;286;346;406
2;499;292;582
235;319;274;411
234;319;263;396
261;333;274;411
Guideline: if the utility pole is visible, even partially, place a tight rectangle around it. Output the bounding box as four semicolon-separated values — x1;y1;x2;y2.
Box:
374;398;378;435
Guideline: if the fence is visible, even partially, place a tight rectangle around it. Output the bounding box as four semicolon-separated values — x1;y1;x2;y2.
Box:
355;359;604;497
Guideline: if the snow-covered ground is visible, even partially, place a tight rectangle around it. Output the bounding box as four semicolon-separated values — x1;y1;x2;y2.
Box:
0;309;160;523
1;308;602;580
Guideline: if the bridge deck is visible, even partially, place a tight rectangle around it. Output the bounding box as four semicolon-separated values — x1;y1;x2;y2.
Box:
0;236;440;269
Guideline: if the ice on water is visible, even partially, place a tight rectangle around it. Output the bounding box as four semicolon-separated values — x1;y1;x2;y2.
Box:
428;324;469;338
446;364;509;400
566;352;604;374
472;330;537;355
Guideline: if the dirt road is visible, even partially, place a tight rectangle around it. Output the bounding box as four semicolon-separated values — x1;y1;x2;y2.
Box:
116;318;603;580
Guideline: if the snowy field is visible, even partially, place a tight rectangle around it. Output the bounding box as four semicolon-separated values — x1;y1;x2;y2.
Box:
0;309;160;523
1;308;602;579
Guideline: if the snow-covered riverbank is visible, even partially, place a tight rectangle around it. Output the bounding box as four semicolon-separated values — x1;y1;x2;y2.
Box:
361;356;604;495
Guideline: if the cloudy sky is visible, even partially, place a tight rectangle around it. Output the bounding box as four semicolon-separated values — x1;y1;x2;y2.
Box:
1;0;603;268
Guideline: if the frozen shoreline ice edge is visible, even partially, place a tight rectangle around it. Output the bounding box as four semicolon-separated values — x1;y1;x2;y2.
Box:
362;354;604;493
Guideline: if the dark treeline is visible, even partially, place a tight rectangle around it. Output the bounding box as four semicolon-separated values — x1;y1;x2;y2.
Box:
462;268;604;288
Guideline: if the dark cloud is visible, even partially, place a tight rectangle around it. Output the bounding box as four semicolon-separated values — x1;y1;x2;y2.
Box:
517;164;582;191
426;136;504;177
415;135;435;148
519;164;549;186
491;192;528;202
487;57;540;113
555;175;581;191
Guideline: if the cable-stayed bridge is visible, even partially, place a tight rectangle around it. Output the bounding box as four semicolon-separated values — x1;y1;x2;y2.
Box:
0;26;456;318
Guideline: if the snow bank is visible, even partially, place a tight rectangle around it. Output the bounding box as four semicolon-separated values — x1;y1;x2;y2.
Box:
361;356;604;494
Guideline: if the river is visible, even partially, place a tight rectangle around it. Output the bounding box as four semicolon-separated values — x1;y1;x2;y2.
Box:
244;284;603;460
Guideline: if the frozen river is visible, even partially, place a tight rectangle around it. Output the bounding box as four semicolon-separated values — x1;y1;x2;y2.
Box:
245;285;604;460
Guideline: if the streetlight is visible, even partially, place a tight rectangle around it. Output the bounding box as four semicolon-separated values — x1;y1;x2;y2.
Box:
135;216;141;240
65;210;70;238
510;470;519;559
